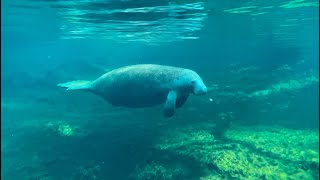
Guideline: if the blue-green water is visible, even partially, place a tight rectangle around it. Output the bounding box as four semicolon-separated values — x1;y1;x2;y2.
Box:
1;0;319;179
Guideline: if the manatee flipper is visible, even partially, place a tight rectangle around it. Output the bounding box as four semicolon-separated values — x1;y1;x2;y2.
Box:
57;80;92;90
176;94;189;108
164;90;178;118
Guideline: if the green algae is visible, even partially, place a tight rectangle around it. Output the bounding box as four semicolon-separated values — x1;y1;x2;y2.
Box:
74;164;101;180
58;124;74;136
249;74;319;98
136;123;320;180
225;125;319;163
45;120;88;137
131;162;184;180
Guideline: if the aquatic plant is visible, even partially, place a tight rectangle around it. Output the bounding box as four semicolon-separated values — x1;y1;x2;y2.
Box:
225;125;319;164
150;123;319;179
249;74;319;98
45;121;88;137
131;162;184;180
156;129;217;164
2;152;53;180
73;165;101;180
58;124;74;136
199;174;225;180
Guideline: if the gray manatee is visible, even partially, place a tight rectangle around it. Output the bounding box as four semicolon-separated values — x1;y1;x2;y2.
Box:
58;64;207;117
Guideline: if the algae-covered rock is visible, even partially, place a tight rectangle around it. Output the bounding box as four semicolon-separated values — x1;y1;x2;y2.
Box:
225;125;319;163
45;121;88;137
152;123;319;179
131;162;184;180
249;73;319;98
73;164;101;180
58;124;74;136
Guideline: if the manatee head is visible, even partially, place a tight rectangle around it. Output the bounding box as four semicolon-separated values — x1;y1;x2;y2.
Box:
174;69;207;95
189;72;207;95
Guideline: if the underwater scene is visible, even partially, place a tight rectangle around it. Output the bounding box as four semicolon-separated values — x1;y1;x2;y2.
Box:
1;0;319;179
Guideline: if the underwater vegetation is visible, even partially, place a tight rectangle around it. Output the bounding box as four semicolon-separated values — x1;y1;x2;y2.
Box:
1;64;318;179
48;121;88;137
131;162;185;180
132;123;319;179
249;73;319;98
2;0;319;179
225;126;319;164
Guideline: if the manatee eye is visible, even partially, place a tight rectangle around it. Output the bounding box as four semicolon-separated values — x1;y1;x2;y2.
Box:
191;80;196;85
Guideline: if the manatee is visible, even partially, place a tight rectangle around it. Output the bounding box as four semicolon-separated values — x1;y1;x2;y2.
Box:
58;64;207;117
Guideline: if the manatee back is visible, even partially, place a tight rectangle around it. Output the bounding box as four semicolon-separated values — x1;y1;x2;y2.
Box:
89;64;185;107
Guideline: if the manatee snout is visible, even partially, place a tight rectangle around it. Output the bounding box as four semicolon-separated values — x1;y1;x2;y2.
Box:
192;78;207;95
194;84;207;95
194;85;207;95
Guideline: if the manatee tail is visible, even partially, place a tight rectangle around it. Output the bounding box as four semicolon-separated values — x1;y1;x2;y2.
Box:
57;80;92;90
